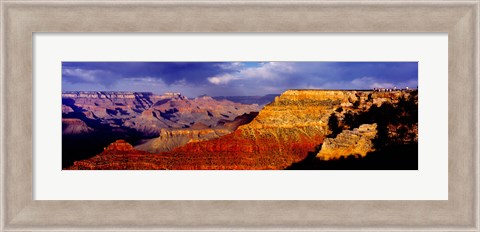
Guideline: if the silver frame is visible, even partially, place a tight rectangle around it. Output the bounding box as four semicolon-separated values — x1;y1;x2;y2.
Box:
1;1;478;231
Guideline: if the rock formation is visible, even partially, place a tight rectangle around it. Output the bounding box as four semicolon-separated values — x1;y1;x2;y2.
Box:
62;91;260;137
123;93;260;136
104;139;135;151
62;118;93;135
135;112;258;153
62;91;156;119
66;89;417;170
316;124;377;160
68;90;351;169
134;128;231;153
68;140;164;170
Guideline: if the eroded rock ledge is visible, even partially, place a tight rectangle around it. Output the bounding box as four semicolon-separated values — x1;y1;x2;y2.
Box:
317;124;377;160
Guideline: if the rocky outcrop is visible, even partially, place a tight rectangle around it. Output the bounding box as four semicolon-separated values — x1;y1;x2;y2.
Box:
68;140;165;170
317;124;377;160
104;139;135;151
62;105;74;114
62;118;93;135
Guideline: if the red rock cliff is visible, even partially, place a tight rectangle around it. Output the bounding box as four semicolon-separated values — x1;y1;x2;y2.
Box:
67;90;415;170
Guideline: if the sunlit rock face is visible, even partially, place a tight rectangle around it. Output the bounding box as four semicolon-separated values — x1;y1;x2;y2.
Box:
68;90;335;170
316;124;377;161
156;90;371;169
66;89;417;170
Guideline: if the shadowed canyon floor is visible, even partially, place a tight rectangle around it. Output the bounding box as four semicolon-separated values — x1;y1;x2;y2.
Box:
65;89;418;170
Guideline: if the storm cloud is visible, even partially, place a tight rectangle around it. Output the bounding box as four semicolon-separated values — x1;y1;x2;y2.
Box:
62;62;418;97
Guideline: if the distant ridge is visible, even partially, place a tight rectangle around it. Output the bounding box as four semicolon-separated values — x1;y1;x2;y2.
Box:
213;94;279;106
287;89;372;91
63;91;154;94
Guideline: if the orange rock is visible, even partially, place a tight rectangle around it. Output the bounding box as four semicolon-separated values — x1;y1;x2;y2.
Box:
316;124;377;160
104;139;135;151
66;90;414;170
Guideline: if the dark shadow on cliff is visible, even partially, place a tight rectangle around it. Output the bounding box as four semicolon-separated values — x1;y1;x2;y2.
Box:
62;97;262;169
62;98;150;168
286;91;418;170
286;143;418;170
286;144;323;169
62;130;148;169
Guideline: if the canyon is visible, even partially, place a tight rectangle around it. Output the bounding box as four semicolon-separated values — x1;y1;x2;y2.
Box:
62;91;262;167
66;89;418;170
62;91;261;136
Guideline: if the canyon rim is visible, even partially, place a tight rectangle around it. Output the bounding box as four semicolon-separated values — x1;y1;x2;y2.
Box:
62;62;418;170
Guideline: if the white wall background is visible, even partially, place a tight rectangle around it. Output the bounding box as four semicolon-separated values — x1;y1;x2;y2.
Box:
33;33;448;200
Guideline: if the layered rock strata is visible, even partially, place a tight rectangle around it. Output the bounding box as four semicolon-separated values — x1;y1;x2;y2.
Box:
62;91;260;136
67;89;416;170
316;124;377;160
135;112;258;153
68;140;164;170
69;90;351;169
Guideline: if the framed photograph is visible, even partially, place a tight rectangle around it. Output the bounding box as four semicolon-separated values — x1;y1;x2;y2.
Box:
60;60;419;171
1;1;478;231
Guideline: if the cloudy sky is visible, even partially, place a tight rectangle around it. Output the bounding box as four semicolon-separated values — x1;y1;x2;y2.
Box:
62;62;418;97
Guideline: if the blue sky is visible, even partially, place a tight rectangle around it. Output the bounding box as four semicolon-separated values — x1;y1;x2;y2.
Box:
62;62;418;97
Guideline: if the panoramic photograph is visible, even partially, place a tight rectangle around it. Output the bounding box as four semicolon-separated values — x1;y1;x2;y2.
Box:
62;62;418;170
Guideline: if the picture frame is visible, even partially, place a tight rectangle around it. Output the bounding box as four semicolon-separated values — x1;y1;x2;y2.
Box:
1;0;478;231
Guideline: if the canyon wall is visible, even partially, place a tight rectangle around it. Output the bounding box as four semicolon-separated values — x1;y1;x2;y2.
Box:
62;91;260;136
62;91;262;168
67;89;418;170
317;124;377;160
